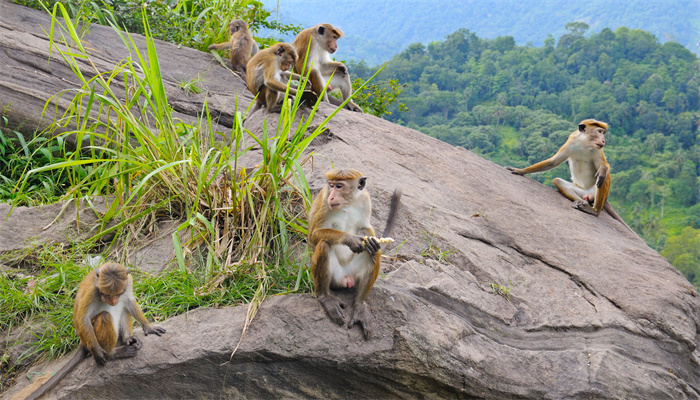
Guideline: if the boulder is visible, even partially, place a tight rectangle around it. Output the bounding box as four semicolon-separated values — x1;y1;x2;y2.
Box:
1;1;698;399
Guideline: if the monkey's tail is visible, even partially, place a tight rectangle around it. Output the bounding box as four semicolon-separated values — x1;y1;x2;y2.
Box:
25;346;88;400
382;188;403;239
603;201;635;234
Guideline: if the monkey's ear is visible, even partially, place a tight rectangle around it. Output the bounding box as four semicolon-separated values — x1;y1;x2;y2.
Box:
275;46;285;56
358;177;367;190
578;123;586;132
317;26;325;35
94;267;100;278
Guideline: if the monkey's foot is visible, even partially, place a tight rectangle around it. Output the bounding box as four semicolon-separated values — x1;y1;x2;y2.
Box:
573;200;599;216
348;302;373;340
318;294;346;325
124;336;142;349
112;344;139;360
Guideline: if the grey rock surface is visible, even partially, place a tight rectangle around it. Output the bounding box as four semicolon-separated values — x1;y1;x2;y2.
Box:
1;1;699;399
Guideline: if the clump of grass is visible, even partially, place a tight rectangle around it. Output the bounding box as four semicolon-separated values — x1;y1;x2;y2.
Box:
178;73;206;96
489;278;521;302
419;231;455;263
0;108;96;206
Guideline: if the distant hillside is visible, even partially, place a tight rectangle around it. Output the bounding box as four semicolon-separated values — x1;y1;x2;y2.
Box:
259;0;699;65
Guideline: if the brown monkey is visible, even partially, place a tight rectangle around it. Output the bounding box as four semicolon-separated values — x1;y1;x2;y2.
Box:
506;119;632;231
25;262;166;400
208;19;259;76
308;169;401;339
246;42;317;114
292;23;362;113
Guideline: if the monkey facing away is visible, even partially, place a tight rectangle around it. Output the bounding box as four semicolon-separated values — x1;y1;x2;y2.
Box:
25;262;166;400
208;19;259;76
246;42;317;115
292;23;362;113
506;119;632;231
308;169;402;339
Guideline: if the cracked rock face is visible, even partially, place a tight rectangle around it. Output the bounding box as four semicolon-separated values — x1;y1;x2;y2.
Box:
2;1;699;399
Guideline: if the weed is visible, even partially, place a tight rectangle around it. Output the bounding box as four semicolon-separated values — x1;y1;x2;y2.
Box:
489;278;521;302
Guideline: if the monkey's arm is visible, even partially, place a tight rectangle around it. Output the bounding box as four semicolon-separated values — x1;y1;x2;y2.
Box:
125;276;166;337
281;71;303;81
595;162;610;188
310;228;370;253
208;40;233;51
264;77;298;96
507;148;569;175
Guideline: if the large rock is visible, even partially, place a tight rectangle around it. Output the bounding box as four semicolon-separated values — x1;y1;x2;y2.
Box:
2;1;698;399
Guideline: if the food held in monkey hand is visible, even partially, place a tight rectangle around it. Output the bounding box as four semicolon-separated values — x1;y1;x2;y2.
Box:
361;236;394;245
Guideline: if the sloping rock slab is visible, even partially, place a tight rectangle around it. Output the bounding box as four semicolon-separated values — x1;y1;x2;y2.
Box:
2;1;699;399
0;197;109;256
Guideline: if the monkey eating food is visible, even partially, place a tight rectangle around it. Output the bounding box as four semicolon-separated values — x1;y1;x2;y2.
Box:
307;169;401;339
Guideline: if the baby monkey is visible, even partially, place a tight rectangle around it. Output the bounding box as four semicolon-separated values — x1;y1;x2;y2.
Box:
25;262;166;400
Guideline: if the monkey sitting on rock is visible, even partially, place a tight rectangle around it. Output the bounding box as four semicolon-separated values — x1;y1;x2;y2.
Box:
24;262;166;400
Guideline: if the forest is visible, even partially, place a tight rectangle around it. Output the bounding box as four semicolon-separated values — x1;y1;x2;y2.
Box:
350;22;700;288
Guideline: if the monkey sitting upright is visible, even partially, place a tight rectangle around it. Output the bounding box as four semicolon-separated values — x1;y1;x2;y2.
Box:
307;169;401;339
292;23;362;113
208;19;259;76
246;42;318;115
25;262;166;400
506;119;632;231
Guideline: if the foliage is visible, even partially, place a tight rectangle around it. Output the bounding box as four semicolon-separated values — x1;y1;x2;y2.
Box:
254;0;699;65
354;26;699;288
0;109;94;206
12;0;301;51
350;76;408;118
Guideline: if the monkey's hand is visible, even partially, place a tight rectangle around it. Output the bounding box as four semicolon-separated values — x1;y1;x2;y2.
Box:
124;336;143;350
506;166;524;175
144;326;166;336
358;235;380;254
594;170;607;188
337;65;347;75
91;346;108;366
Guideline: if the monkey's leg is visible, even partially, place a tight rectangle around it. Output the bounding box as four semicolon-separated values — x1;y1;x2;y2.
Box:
312;241;347;325
266;88;284;113
555;178;599;216
328;71;362;112
309;70;329;102
347;252;380;340
92;312;138;361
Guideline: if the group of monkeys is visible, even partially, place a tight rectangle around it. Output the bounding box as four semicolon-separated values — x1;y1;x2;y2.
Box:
22;19;633;399
208;20;363;115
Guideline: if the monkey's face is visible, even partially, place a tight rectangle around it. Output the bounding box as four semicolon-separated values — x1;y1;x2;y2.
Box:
325;34;339;54
100;290;124;306
587;127;606;149
280;53;295;72
327;179;357;210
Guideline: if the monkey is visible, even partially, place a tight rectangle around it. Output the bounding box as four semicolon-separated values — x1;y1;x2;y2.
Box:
24;262;166;400
506;119;633;231
308;169;402;339
208;19;259;76
292;23;363;113
245;42;318;115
